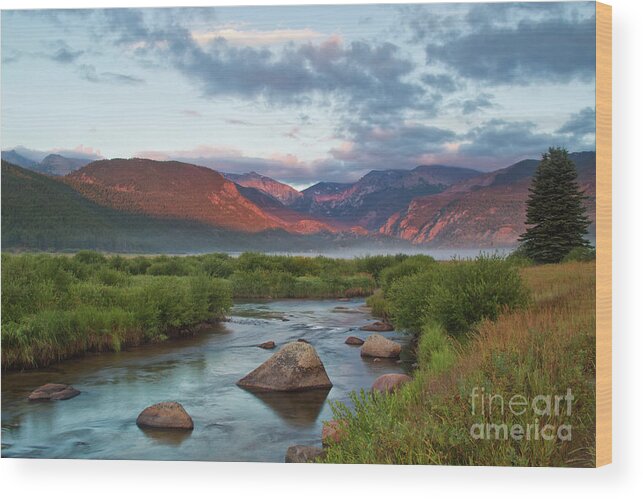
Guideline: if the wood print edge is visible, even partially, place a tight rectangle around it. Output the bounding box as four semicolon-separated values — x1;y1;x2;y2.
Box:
595;1;612;468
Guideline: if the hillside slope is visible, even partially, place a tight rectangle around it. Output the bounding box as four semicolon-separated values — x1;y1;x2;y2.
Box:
64;158;336;235
224;171;303;205
380;152;596;247
293;165;482;229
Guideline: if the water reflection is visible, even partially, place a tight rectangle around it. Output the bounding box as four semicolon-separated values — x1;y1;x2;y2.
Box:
2;298;412;461
139;427;193;446
241;388;331;429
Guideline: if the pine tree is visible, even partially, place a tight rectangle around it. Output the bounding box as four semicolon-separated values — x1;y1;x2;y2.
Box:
518;147;590;263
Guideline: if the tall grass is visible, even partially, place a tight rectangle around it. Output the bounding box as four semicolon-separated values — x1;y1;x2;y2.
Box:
322;261;596;467
1;251;409;369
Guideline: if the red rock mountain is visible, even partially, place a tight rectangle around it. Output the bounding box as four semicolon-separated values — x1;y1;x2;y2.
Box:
379;152;596;248
224;171;303;205
292;165;481;230
64;159;336;235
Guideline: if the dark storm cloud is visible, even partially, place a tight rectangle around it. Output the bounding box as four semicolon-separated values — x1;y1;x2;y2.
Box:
409;2;596;86
421;73;458;93
557;107;596;136
97;9;430;118
330;121;457;169
460;119;557;158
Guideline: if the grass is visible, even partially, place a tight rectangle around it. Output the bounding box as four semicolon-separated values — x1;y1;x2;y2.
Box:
322;261;596;466
1;251;405;369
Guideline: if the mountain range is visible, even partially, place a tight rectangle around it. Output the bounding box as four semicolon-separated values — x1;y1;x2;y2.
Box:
1;151;597;252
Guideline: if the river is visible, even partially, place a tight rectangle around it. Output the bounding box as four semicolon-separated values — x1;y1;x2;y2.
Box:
1;298;413;462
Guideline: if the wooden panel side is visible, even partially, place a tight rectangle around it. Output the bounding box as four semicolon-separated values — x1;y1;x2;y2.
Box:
595;1;612;468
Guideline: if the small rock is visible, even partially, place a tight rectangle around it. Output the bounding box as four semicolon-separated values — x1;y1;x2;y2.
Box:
297;338;310;344
360;334;402;358
371;374;412;394
258;341;276;349
136;402;194;430
285;445;326;463
360;321;394;332
345;336;365;346
322;419;347;446
28;383;80;401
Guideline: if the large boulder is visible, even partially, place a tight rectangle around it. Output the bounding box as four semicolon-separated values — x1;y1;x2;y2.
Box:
360;334;402;358
285;445;326;463
371;374;412;394
360;321;394;332
322;419;347;446
28;383;80;401
345;336;364;346
136;402;194;430
237;341;332;392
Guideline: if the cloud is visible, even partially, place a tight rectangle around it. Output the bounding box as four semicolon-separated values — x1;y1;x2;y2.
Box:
461;93;494;115
329;121;457;170
459;119;557;158
50;46;84;64
421;73;458;93
133;144;319;183
191;28;326;47
78;64;145;85
557;107;595;136
97;10;429;119
412;4;595;86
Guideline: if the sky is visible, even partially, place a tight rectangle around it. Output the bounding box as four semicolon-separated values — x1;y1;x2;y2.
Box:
1;2;597;188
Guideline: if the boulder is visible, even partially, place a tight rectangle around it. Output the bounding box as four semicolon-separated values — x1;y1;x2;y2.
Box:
360;321;394;332
322;419;347;446
345;336;364;346
28;383;80;401
360;334;402;358
371;374;412;394
237;342;332;392
136;402;194;430
258;341;276;349
285;445;326;463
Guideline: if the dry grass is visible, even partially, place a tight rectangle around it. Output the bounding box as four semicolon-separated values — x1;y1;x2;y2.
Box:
323;261;596;466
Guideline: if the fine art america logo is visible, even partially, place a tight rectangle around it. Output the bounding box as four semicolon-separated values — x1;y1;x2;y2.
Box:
470;387;574;441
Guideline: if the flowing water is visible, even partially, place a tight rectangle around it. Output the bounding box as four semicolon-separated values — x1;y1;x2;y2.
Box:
1;298;413;462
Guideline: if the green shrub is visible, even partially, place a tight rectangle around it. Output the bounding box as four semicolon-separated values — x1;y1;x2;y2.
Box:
427;257;529;336
380;254;436;291
562;246;596;262
387;256;528;336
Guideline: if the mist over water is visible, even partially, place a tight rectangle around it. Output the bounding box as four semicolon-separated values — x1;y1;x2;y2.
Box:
224;247;514;261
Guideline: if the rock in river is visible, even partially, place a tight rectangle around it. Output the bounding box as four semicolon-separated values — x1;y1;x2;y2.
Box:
360;334;401;358
360;321;394;332
371;373;412;393
258;341;276;349
345;336;364;346
28;383;80;401
237;341;332;392
285;445;326;463
136;402;194;430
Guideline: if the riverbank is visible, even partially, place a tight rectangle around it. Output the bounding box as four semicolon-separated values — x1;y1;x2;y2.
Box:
321;261;596;466
1;298;413;461
1;251;407;369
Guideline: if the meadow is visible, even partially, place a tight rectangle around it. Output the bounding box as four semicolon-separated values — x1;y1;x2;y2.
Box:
322;259;596;467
